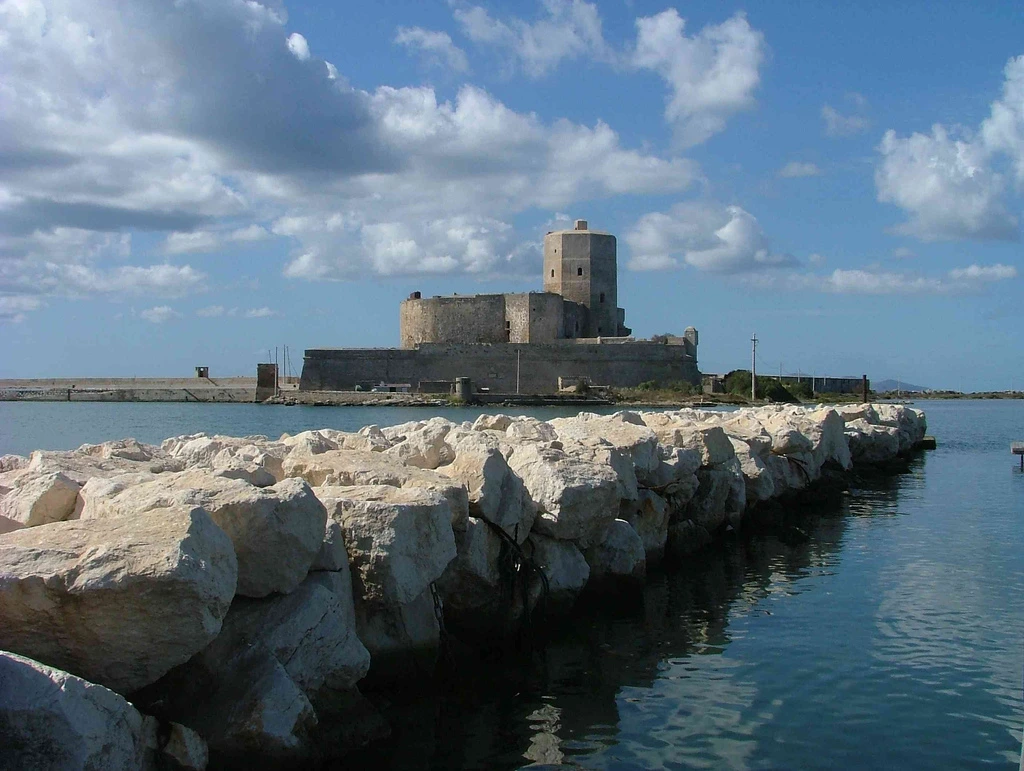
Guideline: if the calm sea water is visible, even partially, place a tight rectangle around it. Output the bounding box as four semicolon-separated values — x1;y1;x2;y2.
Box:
1;399;1022;769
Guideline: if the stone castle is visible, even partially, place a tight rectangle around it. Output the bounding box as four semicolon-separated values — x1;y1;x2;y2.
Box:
300;220;701;394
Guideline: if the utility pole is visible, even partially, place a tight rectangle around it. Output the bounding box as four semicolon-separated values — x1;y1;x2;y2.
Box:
751;333;758;401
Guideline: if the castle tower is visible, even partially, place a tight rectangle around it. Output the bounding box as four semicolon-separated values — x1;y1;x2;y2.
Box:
543;219;625;337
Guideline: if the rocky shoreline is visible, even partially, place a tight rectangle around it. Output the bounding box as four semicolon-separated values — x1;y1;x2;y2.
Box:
0;403;927;769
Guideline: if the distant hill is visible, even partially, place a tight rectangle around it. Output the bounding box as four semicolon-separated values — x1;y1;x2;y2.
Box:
873;379;929;393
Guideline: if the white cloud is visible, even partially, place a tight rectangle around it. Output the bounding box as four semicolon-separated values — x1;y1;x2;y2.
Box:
750;263;1016;295
632;11;765;147
244;307;279;318
0;295;42;323
286;32;310;62
196;305;225;317
822;104;870;137
626;203;797;273
892;247;916;259
140;305;181;323
164;225;270;254
980;56;1024;182
0;0;703;302
778;161;821;178
395;27;469;73
453;0;610;77
876;126;1017;241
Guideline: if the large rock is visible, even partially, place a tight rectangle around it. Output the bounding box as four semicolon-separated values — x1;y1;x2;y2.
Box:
642;416;735;468
438;428;535;543
728;438;775;506
316;485;457;606
0;471;79;531
81;472;325;598
383;417;456;469
210;579;370;696
527;533;590;605
354;586;440;682
26;447;182;484
584;519;646;581
282;449;469;531
506;443;621;548
0;507;237;694
620;489;670;562
549;413;661;483
845;420;901;464
0;651;206;771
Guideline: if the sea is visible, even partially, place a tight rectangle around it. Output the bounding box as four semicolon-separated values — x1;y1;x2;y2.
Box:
1;399;1022;769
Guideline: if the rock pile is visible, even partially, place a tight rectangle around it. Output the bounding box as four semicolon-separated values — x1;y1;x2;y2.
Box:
0;404;926;767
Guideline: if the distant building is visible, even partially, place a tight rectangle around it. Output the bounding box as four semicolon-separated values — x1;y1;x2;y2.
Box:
300;221;701;394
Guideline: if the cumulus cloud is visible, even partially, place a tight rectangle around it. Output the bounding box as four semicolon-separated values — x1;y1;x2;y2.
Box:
626;203;797;273
876;57;1024;241
632;11;765;147
749;263;1016;295
0;0;702;303
164;225;270;254
778;161;821;178
395;27;469;72
876;126;1017;241
140;305;181;323
0;295;43;323
244;307;279;318
286;32;310;61
196;305;226;317
453;0;610;77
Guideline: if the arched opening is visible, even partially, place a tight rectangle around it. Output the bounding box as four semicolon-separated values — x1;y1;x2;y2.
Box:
577;267;583;276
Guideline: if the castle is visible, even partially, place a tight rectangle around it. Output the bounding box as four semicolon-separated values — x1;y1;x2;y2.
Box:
300;220;701;394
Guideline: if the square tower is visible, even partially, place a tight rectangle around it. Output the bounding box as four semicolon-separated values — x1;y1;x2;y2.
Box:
543;219;622;337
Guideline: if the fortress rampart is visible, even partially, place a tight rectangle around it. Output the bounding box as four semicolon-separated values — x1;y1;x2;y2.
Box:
300;340;700;394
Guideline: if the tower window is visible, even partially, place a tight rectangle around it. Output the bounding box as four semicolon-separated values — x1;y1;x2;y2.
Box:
577;267;583;276
599;292;605;303
551;270;554;277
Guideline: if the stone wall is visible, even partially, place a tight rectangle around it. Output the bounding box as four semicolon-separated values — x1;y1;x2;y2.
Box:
399;294;507;348
300;342;700;394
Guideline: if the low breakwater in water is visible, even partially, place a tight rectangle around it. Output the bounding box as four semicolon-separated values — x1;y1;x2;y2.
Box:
0;403;926;769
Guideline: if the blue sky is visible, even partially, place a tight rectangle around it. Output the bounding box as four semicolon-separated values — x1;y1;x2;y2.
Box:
1;0;1023;390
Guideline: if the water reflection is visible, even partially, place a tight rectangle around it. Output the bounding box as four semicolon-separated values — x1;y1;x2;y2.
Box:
345;474;910;770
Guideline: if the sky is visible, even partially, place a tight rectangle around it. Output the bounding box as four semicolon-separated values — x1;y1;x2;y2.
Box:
1;0;1023;391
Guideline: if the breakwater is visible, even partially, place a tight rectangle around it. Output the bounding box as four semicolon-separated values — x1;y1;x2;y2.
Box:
0;403;927;769
0;377;258;403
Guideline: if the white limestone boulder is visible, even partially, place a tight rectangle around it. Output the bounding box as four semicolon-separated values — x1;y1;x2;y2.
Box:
766;452;817;495
318;426;391;453
282;449;469;530
527;533;590;604
548;413;661;483
506;416;558;443
620;489;670;562
0;454;29;472
505;443;621;548
435;516;504;621
24;447;183;484
728;438;775;505
82;472;326;598
472;413;513;432
0;652;159;771
354;587;440;681
280;430;339;457
71;473;157;520
316;485;457;606
584;519;646;581
437;428;536;543
845;419;901;464
0;506;237;694
383;417;457;469
642;416;735;468
0;471;80;530
204;576;370;696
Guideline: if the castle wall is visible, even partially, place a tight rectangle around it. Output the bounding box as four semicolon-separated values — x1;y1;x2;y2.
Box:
399;294;506;349
301;342;700;394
